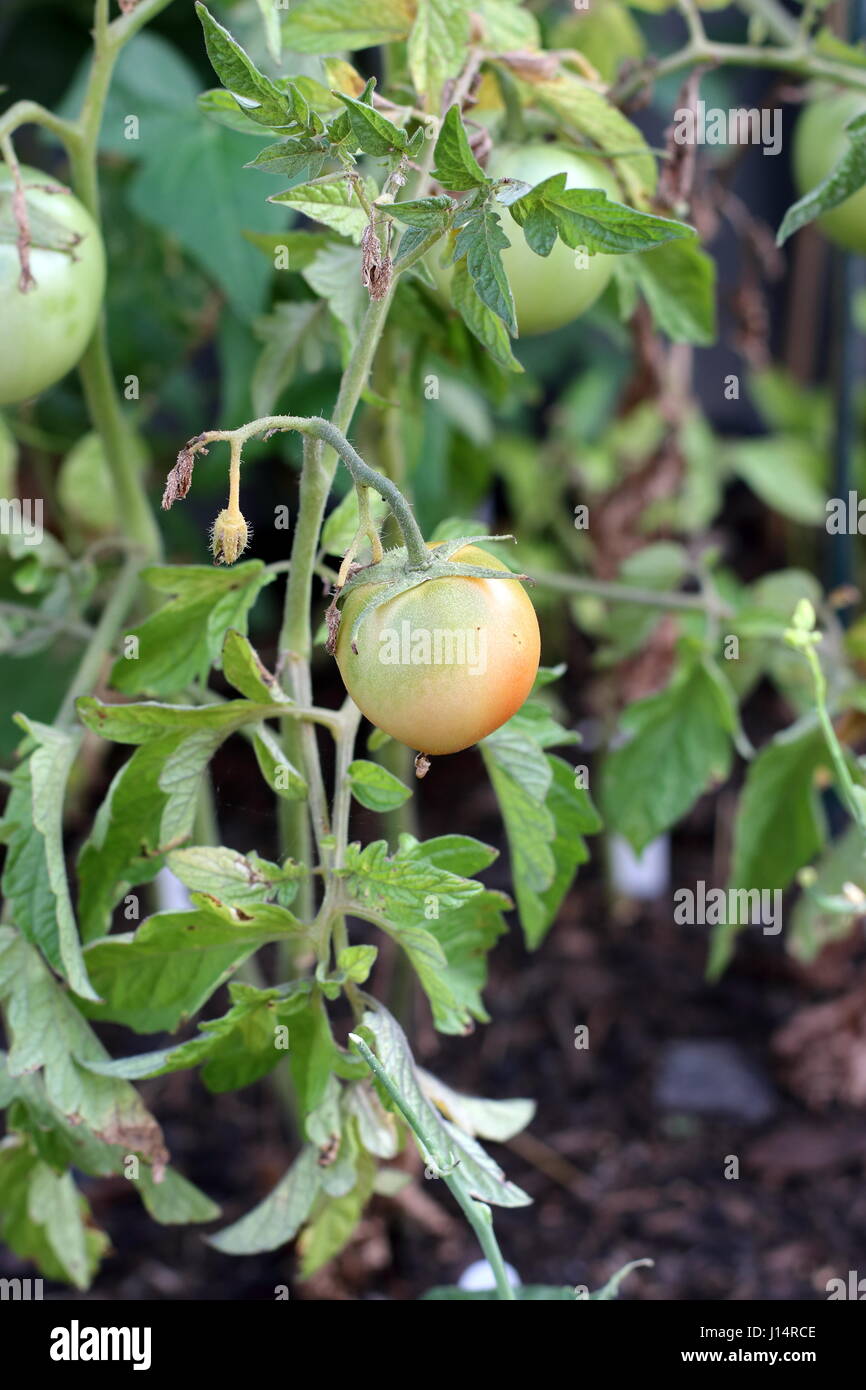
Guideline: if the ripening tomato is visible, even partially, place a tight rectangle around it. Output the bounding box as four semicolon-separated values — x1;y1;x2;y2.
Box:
793;91;866;255
431;141;619;335
334;544;541;755
0;165;106;406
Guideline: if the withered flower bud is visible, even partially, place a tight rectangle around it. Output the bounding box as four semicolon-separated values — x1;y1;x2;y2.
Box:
211;507;250;565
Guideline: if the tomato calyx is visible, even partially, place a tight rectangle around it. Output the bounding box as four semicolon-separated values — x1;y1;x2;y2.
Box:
325;533;533;656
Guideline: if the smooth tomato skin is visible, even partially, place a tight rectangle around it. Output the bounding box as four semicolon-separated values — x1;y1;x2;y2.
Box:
432;142;618;336
793;92;866;254
0;165;106;406
335;544;541;755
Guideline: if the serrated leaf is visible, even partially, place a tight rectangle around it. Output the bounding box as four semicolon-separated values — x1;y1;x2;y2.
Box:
252;300;329;416
432;105;489;190
418;1069;535;1140
269;177;377;241
109;562;273;698
222;628;288;704
196;3;288;127
336;92;408;156
167;845;302;908
78;896;307;1034
510;173;692;255
450;256;523;372
453;204;516;334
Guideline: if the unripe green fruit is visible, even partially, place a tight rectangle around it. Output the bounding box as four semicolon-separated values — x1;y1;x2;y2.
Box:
431;142;618;335
793;92;866;255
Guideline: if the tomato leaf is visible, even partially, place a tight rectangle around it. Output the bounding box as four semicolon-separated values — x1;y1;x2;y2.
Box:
408;0;469;110
335;91;408;155
195;3;289;128
510;173;694;255
600;647;736;854
432;105;489;190
348;759;413;811
778;110;866;245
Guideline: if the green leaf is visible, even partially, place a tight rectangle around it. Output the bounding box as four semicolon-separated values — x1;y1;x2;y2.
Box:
337;945;378;983
320;486;389;557
432;106;489;190
450;256;523;372
195;3;289;128
109;562;274;698
408;0;469;111
619;238;716;345
474;0;541;48
301;241;368;351
530;74;657;203
418;1068;535;1141
78;896;307;1034
75;694;293;938
0;930;169;1172
601;648;736;853
298;1147;377;1275
208;1145;321;1254
355;1006;531;1205
251;300;329;417
510;174;692;255
388;195;454;228
77;695;280;744
453;204;516;334
730;723;828;895
287;995;346;1112
778;110;866;244
253;724;309;801
0;1141;106;1289
269;176;377;240
84;982;303;1094
245;136;326;179
335;91;408;155
280;0;414;52
480;725;555;898
344;835;507;1033
347;759;413;812
3;720;97;1000
727;436;827;525
136;1165;221;1224
222;628;289;704
167;845;302;908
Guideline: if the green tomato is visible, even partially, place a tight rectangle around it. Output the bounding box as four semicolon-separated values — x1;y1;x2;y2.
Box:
432;142;618;336
334;543;541;756
793;91;866;255
0;164;106;406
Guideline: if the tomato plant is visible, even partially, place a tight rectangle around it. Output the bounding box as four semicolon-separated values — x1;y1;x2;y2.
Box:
1;0;866;1325
0;165;105;406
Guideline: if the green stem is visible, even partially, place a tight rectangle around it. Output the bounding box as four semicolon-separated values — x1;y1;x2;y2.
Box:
55;552;143;727
190;415;431;571
533;570;734;617
803;644;866;838
614;35;866;102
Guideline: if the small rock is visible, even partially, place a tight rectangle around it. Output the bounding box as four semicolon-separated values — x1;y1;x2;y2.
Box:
655;1039;778;1123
